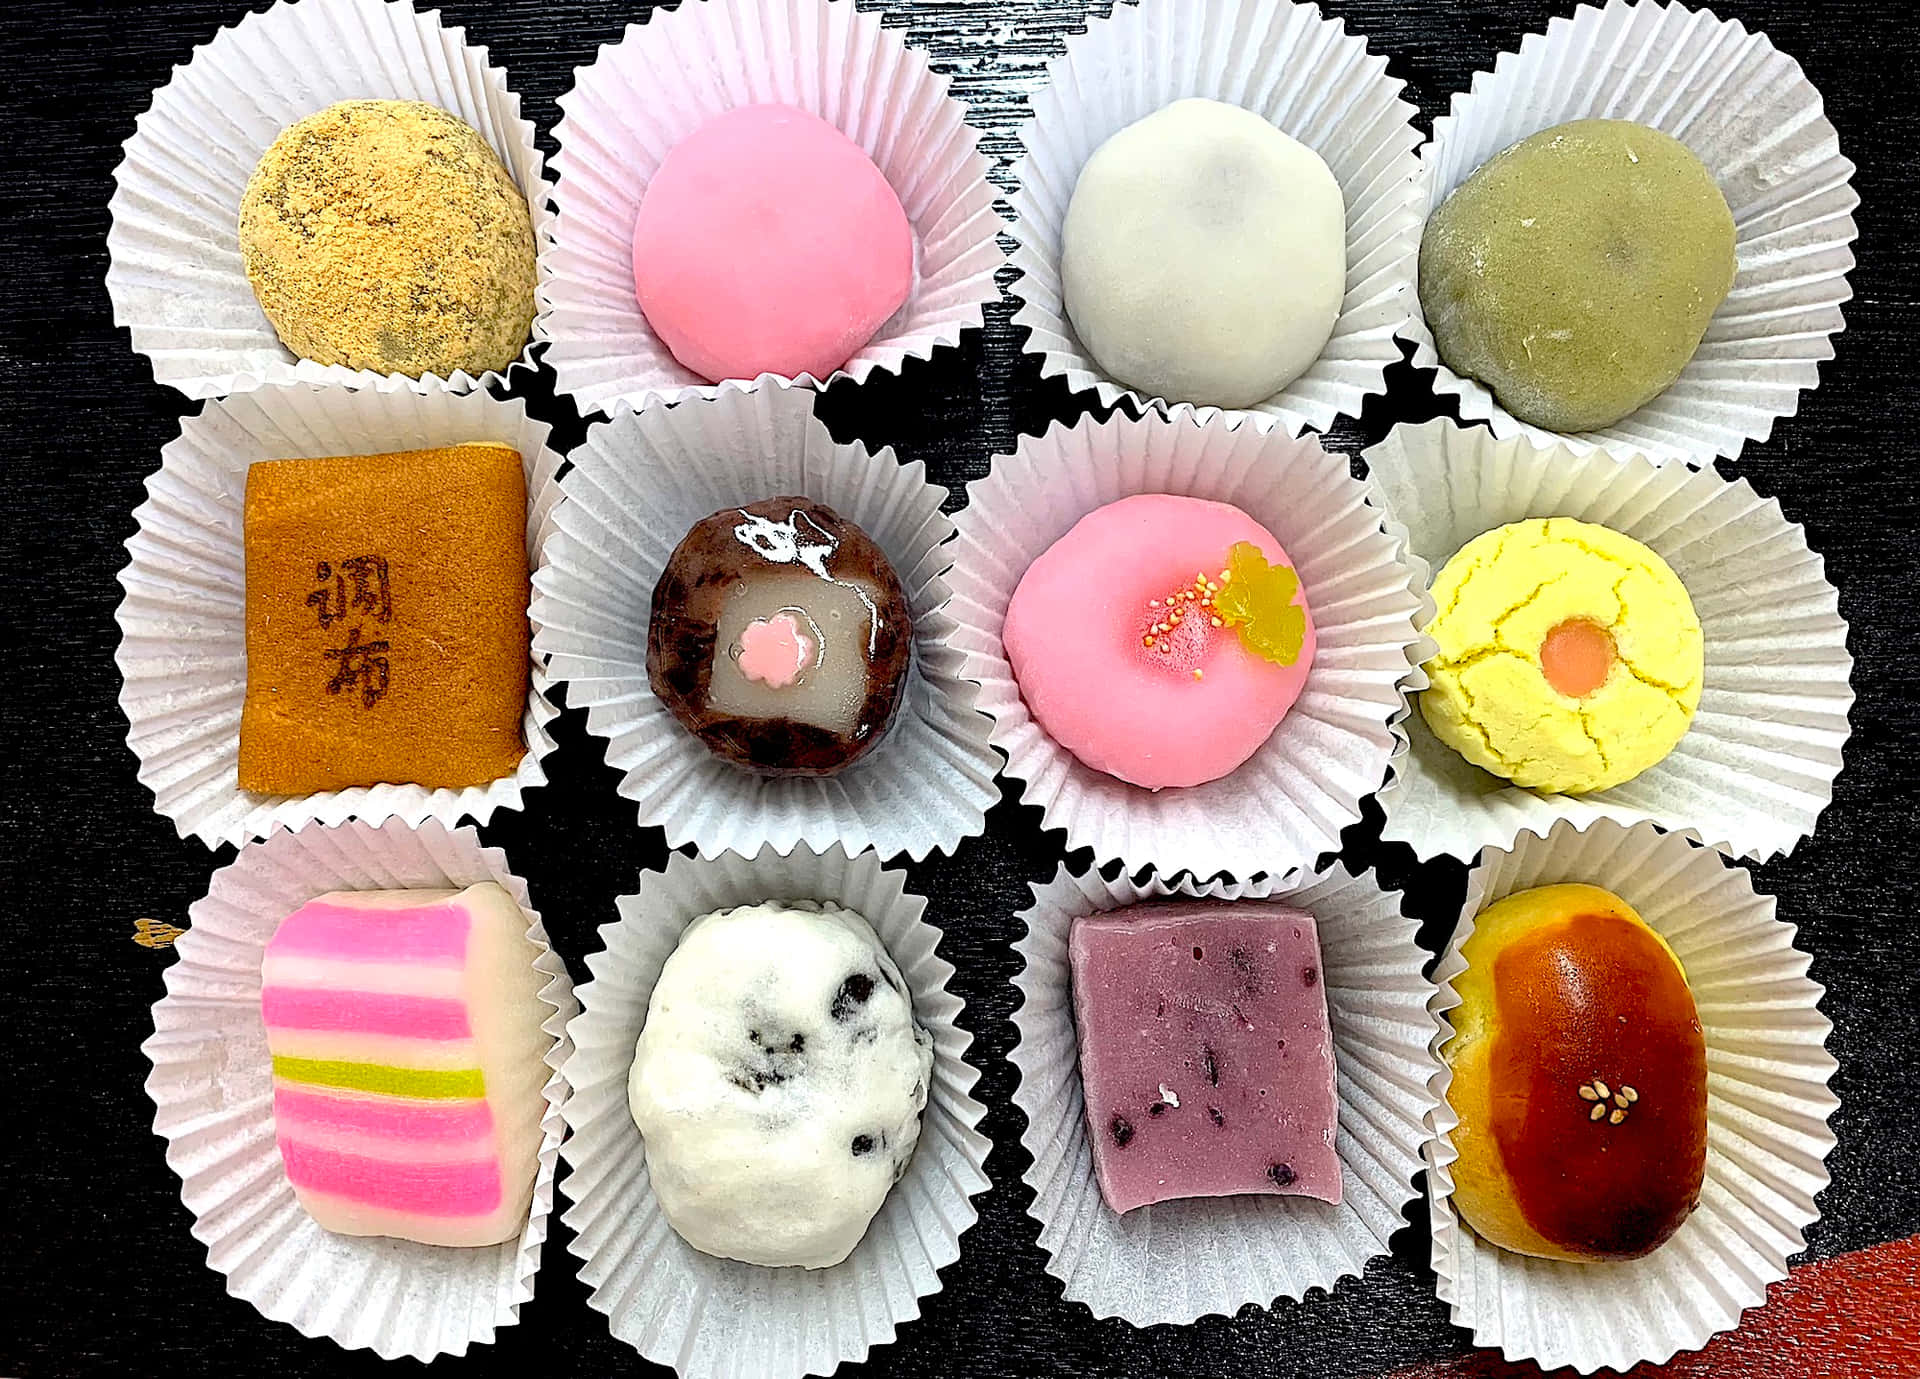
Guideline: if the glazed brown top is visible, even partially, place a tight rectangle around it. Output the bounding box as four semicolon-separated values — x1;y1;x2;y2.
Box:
1490;910;1708;1258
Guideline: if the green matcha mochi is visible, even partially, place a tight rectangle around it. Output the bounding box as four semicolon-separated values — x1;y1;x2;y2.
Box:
1418;119;1736;433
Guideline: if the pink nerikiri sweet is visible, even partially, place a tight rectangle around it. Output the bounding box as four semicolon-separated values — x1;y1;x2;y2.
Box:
631;103;914;385
1002;494;1315;791
1069;901;1341;1215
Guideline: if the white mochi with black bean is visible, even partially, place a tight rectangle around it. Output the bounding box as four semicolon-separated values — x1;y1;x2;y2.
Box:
627;901;934;1269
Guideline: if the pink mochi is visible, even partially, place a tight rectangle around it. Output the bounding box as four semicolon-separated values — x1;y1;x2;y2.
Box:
1069;901;1341;1215
631;103;914;384
261;884;551;1248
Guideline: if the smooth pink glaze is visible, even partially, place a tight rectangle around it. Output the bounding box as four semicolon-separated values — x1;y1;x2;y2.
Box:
1003;495;1315;789
262;988;471;1041
631;103;913;384
272;1085;495;1143
737;611;815;689
267;898;469;964
1070;901;1342;1215
279;1140;503;1217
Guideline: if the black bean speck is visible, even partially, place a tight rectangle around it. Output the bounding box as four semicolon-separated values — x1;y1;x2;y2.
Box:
831;972;876;1022
1109;1114;1135;1148
1207;1106;1225;1127
1201;1045;1219;1086
1147;1101;1168;1118
851;1134;876;1157
788;1032;805;1053
1192;946;1204;961
747;1029;762;1044
1302;965;1318;988
1268;1162;1296;1188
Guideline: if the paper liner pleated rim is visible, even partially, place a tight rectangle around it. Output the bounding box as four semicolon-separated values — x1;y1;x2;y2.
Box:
115;385;564;848
105;0;554;400
1366;417;1854;865
537;0;1005;415
529;378;1001;862
1008;861;1437;1326
141;819;577;1362
1400;0;1860;463
558;845;990;1379
1424;817;1838;1372
946;407;1425;880
1005;0;1423;436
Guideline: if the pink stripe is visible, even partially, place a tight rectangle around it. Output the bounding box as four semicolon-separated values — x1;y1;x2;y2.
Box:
262;987;471;1041
268;899;472;964
273;1085;495;1143
280;1139;503;1217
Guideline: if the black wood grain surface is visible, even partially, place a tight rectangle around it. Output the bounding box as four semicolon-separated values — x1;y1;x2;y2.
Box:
3;2;1916;1376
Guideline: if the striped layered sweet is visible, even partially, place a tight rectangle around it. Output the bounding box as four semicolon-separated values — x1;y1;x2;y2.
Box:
261;883;549;1248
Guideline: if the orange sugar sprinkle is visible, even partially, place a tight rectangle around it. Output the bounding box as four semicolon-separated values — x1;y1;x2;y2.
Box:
1192;669;1204;680
1158;642;1172;654
1210;616;1223;627
1143;635;1156;648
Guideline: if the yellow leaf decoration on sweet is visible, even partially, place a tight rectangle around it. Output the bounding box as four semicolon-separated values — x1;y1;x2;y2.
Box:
1214;541;1307;666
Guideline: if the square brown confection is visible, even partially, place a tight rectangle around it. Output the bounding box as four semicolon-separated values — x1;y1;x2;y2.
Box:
239;442;530;796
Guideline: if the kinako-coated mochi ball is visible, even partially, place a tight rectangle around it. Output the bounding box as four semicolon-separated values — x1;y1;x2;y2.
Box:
1059;98;1347;410
238;100;538;379
1418;118;1736;433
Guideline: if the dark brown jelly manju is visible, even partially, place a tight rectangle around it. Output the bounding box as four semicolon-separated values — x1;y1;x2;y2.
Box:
1488;911;1708;1258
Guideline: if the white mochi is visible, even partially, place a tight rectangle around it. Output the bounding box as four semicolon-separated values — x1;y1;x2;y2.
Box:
627;902;933;1269
1060;97;1347;409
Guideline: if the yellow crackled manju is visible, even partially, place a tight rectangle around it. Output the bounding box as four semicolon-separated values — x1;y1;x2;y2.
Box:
1419;518;1703;794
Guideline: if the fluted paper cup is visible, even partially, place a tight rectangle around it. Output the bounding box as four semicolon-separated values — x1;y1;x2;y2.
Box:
1367;418;1854;864
1404;0;1859;463
530;381;999;861
947;408;1424;880
539;0;1004;415
1425;816;1838;1371
116;385;563;849
106;0;552;399
559;845;989;1379
141;819;576;1362
1006;0;1422;435
1009;861;1436;1325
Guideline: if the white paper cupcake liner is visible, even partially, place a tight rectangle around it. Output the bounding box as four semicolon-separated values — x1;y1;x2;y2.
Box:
538;0;1004;415
1403;0;1859;463
559;845;989;1379
1425;816;1838;1372
1009;860;1436;1326
1367;418;1854;865
530;380;1000;861
947;408;1424;880
141;818;577;1362
106;0;554;400
1005;0;1422;435
116;385;564;849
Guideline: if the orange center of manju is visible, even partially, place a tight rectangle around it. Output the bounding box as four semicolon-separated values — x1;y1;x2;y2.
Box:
1540;618;1616;698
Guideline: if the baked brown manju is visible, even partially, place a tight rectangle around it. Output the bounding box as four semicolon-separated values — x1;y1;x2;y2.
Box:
647;497;913;776
1443;883;1708;1263
239;443;530;796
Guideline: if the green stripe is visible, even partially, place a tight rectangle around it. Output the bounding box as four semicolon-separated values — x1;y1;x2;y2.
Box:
271;1056;484;1099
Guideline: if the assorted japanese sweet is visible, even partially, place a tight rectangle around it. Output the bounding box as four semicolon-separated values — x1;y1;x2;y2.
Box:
238;442;530;796
1443;883;1707;1262
1002;494;1315;790
1060;98;1346;408
261;884;551;1248
1419;517;1703;794
239;100;538;379
627;902;933;1268
1420;118;1737;432
648;496;913;776
631;104;913;383
1071;900;1340;1214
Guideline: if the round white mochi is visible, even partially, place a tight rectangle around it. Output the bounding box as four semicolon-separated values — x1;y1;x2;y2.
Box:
1060;97;1347;409
627;902;933;1269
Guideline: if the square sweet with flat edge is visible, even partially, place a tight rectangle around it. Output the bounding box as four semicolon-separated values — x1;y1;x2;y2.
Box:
1069;900;1341;1215
240;443;529;796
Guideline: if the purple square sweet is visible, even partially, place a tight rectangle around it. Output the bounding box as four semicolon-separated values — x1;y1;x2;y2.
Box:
1069;901;1341;1214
